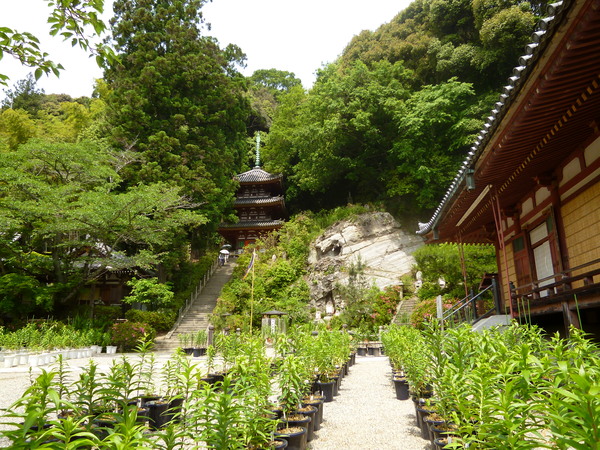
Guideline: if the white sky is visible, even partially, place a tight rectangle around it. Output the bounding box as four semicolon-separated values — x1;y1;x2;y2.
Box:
1;0;411;100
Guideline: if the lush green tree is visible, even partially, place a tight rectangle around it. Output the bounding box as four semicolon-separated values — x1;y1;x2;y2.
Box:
249;69;302;98
122;277;174;310
341;0;547;92
265;62;482;212
0;0;113;85
265;60;414;211
246;69;303;133
0;139;204;315
0;108;37;150
104;0;251;241
413;243;497;299
385;78;481;208
1;74;45;114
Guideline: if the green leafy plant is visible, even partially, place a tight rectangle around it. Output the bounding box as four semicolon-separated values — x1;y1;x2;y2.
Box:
122;277;175;310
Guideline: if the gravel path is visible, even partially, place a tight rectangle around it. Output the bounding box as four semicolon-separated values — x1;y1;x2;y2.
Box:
310;355;431;450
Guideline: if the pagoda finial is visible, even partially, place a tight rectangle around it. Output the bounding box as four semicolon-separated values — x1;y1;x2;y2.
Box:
255;132;261;168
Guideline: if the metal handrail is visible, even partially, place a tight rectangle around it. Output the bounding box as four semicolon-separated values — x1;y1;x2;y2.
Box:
443;282;496;326
166;258;218;339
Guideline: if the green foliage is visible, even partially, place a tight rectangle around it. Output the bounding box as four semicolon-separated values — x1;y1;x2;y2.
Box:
0;139;204;315
247;69;303;132
122;277;174;310
341;0;547;91
0;273;53;317
109;322;156;351
0;107;37;150
261;0;548;212
105;0;250;237
1;74;45;113
413;242;497;299
124;309;176;332
93;305;123;322
0;321;99;350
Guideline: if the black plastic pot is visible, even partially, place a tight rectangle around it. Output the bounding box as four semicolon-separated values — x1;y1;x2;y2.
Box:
139;395;161;407
296;406;317;441
315;380;336;402
331;376;340;396
209;372;225;384
302;398;324;431
272;438;288;449
280;414;310;432
164;397;184;423
136;407;149;424
393;378;410;400
147;400;171;430
192;347;206;357
416;405;437;440
275;427;307;450
434;437;457;449
424;415;446;444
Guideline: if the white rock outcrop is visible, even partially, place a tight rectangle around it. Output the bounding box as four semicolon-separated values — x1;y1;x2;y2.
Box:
307;212;424;316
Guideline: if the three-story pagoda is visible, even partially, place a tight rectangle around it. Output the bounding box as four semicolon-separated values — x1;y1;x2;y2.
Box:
218;134;286;251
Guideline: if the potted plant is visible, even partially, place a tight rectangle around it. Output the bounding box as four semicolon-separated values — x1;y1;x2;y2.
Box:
193;329;208;357
275;354;310;450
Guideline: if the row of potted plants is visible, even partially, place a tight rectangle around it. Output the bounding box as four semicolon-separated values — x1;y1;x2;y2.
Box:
382;322;600;449
0;322;117;368
0;326;356;449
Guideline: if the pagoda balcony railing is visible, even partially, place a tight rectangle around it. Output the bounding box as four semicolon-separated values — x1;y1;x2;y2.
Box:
510;257;600;315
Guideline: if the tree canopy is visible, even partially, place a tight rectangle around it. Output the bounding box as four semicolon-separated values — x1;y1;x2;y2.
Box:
261;0;545;214
103;0;251;239
0;139;203;316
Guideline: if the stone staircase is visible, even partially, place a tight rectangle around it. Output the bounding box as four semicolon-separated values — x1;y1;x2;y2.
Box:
392;296;418;325
154;262;235;353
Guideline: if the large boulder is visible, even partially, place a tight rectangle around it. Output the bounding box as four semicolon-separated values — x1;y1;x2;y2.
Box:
307;212;423;316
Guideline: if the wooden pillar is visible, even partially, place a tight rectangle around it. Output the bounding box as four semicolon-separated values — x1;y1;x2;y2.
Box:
562;300;581;335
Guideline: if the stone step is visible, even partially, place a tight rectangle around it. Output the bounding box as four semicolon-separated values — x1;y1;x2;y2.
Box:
164;262;235;341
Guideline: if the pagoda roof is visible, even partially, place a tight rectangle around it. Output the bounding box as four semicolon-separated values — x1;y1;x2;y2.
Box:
234;196;285;207
236;167;282;184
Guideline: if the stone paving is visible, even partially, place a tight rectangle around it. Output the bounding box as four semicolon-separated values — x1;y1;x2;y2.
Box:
310;355;431;450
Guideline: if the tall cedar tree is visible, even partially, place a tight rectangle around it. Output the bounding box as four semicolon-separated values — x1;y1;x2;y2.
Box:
104;0;251;238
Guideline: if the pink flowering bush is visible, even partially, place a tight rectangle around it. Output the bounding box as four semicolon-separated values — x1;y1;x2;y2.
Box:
369;285;405;328
110;321;155;351
410;298;453;329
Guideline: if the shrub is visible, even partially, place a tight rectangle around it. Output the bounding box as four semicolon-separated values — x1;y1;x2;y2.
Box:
109;321;155;351
413;243;497;298
124;309;176;332
94;305;123;321
410;298;453;329
122;278;174;310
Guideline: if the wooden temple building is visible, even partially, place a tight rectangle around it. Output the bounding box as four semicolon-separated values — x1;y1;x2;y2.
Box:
418;0;600;336
218;135;286;251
